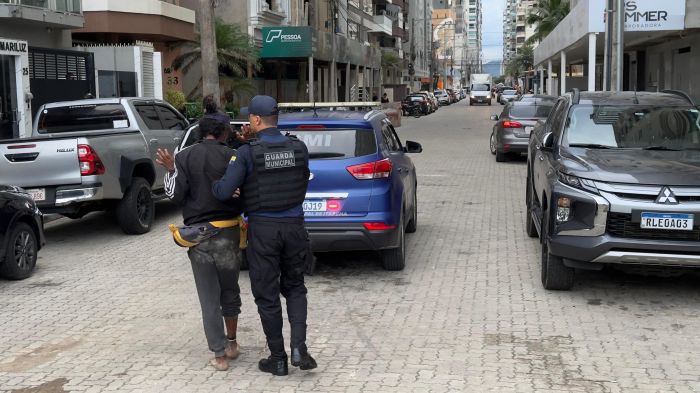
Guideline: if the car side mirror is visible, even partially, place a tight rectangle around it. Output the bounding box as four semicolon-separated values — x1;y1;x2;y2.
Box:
490;114;499;121
541;132;554;151
405;140;422;153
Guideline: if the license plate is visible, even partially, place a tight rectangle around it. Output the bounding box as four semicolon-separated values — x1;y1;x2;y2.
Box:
640;212;694;231
303;200;326;212
26;188;45;202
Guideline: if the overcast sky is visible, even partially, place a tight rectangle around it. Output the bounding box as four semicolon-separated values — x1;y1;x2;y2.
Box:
481;0;505;63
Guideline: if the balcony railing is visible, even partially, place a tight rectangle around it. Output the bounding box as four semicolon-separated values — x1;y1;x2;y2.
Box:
0;0;81;14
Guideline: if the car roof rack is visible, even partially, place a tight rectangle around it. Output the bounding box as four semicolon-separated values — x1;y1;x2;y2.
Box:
661;90;696;106
278;102;382;111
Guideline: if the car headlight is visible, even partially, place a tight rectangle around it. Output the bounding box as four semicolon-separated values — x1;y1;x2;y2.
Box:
557;171;598;193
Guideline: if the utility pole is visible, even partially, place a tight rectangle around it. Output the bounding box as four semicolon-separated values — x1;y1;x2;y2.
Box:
199;0;220;105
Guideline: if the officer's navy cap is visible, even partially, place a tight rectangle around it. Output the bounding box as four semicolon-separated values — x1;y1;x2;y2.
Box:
240;95;279;117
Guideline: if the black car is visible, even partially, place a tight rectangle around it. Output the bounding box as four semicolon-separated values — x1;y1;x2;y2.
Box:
401;95;430;116
527;90;700;290
0;185;45;279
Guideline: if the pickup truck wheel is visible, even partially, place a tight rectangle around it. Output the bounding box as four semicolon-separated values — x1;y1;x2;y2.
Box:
381;216;406;271
0;223;38;280
116;177;154;235
540;214;574;290
525;175;538;238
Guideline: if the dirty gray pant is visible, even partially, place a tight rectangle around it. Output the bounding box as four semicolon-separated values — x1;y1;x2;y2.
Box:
187;227;242;357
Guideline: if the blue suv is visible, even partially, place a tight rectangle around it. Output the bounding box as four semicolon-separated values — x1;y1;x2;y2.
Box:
278;110;422;270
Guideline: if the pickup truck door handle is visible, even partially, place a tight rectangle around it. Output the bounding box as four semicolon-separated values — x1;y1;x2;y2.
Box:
149;138;158;144
4;152;39;162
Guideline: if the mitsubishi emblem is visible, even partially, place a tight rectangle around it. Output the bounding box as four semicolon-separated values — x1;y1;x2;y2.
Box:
655;187;679;205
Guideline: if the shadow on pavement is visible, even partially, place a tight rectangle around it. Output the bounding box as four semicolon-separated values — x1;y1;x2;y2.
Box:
43;201;181;243
313;251;384;278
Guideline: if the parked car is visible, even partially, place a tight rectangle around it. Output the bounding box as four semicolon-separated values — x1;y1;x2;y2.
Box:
285;110;421;270
0;185;45;280
0;98;189;234
499;89;519;105
414;91;437;113
401;95;430;117
434;90;451;106
527;90;700;290
490;101;554;162
446;89;458;103
420;91;440;111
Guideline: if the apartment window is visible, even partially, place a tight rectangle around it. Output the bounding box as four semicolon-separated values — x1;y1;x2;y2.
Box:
468;23;475;29
469;16;476;21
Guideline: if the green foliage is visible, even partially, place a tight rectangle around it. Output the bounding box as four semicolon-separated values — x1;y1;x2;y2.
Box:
493;76;506;85
165;90;186;111
526;0;571;44
381;51;402;72
222;77;256;108
505;45;535;78
172;19;258;76
183;102;203;119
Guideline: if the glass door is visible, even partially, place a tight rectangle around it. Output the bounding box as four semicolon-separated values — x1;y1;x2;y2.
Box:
0;55;18;140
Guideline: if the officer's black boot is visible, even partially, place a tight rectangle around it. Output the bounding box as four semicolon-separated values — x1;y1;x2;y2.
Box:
291;344;317;370
258;338;288;376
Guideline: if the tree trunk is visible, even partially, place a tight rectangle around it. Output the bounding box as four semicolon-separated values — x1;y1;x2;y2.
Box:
199;0;220;106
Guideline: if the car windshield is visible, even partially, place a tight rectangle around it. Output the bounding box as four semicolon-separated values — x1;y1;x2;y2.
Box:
407;96;424;102
503;90;517;95
471;84;489;91
565;105;700;150
282;129;377;159
510;104;554;119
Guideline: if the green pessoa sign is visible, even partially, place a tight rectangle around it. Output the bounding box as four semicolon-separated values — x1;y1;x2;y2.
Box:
260;26;313;58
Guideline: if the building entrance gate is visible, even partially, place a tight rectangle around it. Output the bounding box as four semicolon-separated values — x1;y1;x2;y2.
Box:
0;55;18;140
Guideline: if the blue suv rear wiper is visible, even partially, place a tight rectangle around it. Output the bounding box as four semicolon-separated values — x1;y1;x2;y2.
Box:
309;152;346;158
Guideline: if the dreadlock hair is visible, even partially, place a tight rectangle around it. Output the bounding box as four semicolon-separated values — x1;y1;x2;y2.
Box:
199;116;226;139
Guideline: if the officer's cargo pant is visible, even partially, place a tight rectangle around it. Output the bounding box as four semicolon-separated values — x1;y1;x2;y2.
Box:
246;216;309;359
187;227;243;357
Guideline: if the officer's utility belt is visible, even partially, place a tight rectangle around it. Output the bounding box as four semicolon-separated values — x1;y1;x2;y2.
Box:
168;217;247;249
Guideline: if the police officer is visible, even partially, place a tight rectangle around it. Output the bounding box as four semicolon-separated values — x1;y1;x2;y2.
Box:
212;95;317;376
156;116;245;372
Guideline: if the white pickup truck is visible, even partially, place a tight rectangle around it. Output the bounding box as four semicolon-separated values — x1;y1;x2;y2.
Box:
0;98;189;234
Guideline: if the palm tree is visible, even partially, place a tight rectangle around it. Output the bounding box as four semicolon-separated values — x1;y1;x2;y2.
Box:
526;0;571;44
172;19;258;98
505;45;534;79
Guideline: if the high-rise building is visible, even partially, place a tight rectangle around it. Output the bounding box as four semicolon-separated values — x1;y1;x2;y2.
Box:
503;0;536;74
464;0;482;76
431;0;481;88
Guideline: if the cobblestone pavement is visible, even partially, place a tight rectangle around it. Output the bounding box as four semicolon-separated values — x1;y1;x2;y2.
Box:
2;102;700;393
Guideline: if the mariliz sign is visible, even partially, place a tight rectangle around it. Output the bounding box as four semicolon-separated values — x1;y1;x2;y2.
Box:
623;0;686;31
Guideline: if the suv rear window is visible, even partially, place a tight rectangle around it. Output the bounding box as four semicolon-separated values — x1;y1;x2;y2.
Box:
510;104;554;119
286;129;377;159
38;104;129;133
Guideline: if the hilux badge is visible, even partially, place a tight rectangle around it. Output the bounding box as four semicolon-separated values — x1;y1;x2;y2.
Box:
655;187;679;205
